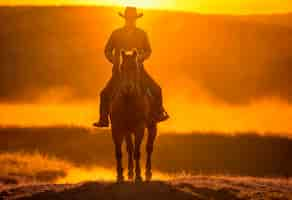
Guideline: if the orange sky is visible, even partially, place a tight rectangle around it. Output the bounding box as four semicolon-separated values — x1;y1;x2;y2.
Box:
2;0;292;14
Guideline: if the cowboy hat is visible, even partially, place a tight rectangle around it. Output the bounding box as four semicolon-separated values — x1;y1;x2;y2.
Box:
119;7;143;19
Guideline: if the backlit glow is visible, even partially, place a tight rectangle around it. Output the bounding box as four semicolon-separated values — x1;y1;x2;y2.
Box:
1;0;292;14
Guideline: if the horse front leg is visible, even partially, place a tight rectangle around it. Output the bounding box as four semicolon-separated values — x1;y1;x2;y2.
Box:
112;131;124;183
146;123;157;181
134;127;145;182
126;134;134;180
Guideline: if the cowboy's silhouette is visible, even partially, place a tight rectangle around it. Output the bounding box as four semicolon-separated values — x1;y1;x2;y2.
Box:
94;7;169;127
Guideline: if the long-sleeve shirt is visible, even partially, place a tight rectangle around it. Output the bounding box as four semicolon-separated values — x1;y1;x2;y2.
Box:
104;27;152;69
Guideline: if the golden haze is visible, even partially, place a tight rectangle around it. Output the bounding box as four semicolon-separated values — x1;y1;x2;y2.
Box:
1;98;292;135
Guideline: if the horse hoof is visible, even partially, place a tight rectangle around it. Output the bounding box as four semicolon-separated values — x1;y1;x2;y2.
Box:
116;176;125;183
145;172;152;182
135;176;143;183
128;172;134;181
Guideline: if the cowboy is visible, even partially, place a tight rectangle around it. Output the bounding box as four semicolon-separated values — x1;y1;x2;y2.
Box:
94;7;169;127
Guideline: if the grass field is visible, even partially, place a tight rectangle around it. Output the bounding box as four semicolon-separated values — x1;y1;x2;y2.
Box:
0;126;291;178
0;152;70;186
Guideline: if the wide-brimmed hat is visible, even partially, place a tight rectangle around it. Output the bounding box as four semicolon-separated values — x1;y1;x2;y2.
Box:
119;7;143;19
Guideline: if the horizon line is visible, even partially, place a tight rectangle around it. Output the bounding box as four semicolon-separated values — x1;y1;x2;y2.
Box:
0;4;291;16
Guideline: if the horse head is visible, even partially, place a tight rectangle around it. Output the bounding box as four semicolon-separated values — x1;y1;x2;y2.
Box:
118;49;142;96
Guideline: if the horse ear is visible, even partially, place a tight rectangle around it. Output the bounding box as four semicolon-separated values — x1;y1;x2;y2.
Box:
132;50;138;58
121;50;126;58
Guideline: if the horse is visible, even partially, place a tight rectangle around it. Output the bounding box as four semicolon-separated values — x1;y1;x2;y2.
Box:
110;49;157;183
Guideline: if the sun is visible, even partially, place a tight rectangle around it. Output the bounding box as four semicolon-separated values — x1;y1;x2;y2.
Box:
116;0;165;9
54;0;174;10
55;0;185;12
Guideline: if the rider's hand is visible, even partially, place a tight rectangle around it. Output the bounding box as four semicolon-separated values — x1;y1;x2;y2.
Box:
137;54;145;63
112;66;120;75
112;55;120;66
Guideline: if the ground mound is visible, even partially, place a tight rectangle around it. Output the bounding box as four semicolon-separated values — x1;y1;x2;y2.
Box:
1;176;291;200
0;181;242;200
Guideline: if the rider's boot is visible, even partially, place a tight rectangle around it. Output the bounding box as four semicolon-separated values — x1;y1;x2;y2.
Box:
93;100;110;127
93;115;109;127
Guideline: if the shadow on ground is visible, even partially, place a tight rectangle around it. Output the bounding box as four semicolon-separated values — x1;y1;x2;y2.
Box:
13;181;243;200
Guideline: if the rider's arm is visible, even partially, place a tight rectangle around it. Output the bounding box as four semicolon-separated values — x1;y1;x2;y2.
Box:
139;32;152;62
104;32;115;64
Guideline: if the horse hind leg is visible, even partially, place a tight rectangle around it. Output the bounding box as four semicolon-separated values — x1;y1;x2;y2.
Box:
126;134;134;181
113;132;124;183
146;123;157;182
134;127;145;183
